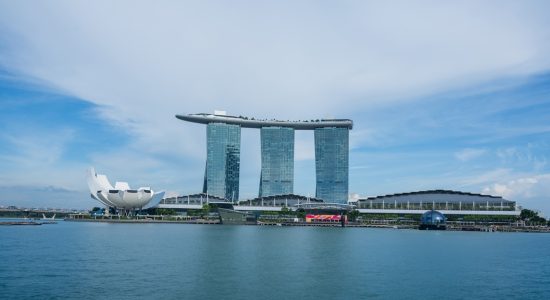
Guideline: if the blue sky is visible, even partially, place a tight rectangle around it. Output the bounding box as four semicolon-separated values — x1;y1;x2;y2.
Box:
1;1;550;214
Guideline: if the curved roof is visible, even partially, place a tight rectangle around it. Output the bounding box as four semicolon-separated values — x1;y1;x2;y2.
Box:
356;190;516;206
362;190;506;201
176;113;353;130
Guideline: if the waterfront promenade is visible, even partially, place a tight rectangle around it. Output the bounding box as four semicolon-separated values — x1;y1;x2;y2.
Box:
58;217;550;233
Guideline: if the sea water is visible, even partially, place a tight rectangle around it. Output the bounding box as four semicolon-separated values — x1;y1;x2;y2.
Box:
1;221;549;299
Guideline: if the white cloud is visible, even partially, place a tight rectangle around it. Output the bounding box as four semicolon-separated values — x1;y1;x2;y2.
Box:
460;168;513;186
0;129;74;168
0;185;94;209
455;148;487;162
495;144;549;170
482;174;550;200
0;129;88;191
0;1;549;151
1;1;550;205
497;147;519;161
533;158;548;171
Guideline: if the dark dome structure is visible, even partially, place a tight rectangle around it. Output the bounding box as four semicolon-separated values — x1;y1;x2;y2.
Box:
419;210;447;230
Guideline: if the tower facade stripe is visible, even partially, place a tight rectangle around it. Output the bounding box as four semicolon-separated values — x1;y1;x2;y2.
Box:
259;127;294;197
204;123;241;201
314;127;349;204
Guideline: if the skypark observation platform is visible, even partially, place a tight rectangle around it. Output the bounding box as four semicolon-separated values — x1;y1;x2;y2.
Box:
175;113;353;130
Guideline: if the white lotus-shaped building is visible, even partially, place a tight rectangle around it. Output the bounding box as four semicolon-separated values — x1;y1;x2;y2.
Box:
86;167;165;210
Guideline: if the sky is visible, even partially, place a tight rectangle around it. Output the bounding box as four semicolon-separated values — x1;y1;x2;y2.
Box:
1;0;550;214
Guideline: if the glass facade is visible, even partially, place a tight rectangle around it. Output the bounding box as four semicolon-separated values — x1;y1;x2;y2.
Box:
421;210;446;225
203;123;241;201
314;127;349;204
259;127;294;197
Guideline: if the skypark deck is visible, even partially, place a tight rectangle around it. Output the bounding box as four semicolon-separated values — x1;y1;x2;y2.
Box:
176;113;353;129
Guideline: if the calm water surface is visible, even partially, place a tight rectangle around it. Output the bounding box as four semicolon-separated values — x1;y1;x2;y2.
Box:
1;220;550;299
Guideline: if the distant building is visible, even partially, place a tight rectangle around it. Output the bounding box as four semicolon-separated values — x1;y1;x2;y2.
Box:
204;123;241;201
259;127;294;197
160;193;227;206
239;194;324;207
176;112;353;203
86;167;164;212
354;190;518;215
315;127;349;203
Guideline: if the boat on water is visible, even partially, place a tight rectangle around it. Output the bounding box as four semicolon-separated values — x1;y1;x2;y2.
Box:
0;219;41;226
0;217;57;226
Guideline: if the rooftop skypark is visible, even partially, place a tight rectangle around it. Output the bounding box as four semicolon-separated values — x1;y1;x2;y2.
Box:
176;113;353;130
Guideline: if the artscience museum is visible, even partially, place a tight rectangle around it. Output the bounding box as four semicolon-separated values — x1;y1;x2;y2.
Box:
86;167;164;214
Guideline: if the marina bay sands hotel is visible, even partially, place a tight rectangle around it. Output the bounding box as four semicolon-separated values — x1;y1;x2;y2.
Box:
176;112;353;204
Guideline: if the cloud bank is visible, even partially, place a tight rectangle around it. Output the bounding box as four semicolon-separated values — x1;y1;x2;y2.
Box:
1;1;550;211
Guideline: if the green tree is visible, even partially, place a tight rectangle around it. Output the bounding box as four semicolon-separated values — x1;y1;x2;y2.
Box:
201;204;211;217
347;209;360;222
296;208;306;220
520;209;547;226
154;208;176;215
280;206;291;214
520;209;538;220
